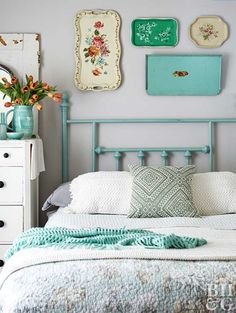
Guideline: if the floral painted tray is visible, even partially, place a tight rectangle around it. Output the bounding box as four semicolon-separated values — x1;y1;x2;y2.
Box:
190;16;228;48
131;18;178;47
74;10;121;91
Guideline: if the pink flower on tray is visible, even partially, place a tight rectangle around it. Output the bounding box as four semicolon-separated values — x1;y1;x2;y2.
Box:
92;36;104;48
100;45;110;56
94;21;104;29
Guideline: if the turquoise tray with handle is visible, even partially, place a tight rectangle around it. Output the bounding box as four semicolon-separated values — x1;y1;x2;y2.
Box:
131;18;178;47
146;54;222;96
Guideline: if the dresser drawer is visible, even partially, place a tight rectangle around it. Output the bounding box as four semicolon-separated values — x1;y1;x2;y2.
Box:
0;206;23;243
0;167;23;204
0;148;24;166
0;245;11;268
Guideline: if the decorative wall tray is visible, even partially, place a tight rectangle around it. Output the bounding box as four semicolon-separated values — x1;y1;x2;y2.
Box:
131;18;178;47
74;10;121;91
146;55;222;96
190;16;228;48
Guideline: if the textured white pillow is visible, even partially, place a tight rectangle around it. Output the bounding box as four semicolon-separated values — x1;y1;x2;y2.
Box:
64;170;236;216
64;171;133;215
192;172;236;216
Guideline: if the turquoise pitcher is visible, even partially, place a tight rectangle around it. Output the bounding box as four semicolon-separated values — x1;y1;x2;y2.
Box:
6;105;34;139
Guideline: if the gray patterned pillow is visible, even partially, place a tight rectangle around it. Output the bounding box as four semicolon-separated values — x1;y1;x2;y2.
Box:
128;165;198;218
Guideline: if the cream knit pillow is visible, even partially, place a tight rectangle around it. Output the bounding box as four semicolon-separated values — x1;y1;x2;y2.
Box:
64;171;132;215
192;172;236;216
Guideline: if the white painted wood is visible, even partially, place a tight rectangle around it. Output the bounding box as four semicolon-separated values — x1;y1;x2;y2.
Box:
0;33;40;133
0;147;24;166
0;245;10;258
0;206;23;243
0;167;23;204
0;140;39;261
0;245;11;270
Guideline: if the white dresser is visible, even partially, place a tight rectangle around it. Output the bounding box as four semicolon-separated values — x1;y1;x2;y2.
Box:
0;140;41;269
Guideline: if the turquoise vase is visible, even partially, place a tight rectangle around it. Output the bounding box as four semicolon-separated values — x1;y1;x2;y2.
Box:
6;105;34;139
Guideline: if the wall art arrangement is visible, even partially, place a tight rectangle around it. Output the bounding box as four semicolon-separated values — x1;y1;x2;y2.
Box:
129;15;228;95
190;16;229;48
74;10;121;91
74;10;229;95
146;55;222;96
131;18;178;47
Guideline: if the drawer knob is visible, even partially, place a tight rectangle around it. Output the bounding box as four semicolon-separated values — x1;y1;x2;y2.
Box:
0;181;4;188
0;220;4;227
0;260;4;267
3;153;9;158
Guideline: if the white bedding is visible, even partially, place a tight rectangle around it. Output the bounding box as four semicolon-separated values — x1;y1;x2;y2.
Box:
1;223;236;288
1;210;236;293
46;208;236;230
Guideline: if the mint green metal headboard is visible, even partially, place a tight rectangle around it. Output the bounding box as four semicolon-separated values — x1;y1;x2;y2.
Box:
61;93;236;182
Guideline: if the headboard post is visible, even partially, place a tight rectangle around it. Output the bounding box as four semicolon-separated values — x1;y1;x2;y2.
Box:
92;122;97;171
208;122;214;171
60;92;69;182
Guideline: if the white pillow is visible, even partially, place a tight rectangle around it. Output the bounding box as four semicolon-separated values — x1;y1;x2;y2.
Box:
64;171;132;215
64;170;236;216
192;172;236;216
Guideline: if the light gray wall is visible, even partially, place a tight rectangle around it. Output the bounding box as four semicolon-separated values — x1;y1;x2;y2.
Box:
1;0;236;225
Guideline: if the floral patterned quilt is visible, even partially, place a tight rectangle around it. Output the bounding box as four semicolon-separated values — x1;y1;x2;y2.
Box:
0;258;236;313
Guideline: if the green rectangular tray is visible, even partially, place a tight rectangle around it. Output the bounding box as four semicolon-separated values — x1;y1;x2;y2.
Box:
132;18;178;47
146;55;222;96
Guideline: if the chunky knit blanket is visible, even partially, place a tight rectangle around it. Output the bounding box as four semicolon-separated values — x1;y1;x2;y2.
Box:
6;227;207;260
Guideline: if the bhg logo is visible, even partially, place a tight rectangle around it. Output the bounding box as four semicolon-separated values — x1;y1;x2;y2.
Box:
206;284;236;312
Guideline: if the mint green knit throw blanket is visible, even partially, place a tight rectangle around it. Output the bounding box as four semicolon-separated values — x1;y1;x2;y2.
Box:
5;227;207;260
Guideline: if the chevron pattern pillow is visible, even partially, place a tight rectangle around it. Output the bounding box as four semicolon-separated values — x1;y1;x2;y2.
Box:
128;165;198;218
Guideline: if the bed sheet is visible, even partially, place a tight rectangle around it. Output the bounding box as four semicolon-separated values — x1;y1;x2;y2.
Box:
46;208;236;230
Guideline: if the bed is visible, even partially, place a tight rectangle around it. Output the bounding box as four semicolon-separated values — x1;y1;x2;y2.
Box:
0;94;236;313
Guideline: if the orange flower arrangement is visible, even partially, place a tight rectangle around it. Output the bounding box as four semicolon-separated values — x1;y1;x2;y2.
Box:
0;75;62;110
